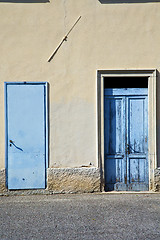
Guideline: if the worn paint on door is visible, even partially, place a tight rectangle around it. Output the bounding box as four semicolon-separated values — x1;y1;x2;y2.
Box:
5;82;48;189
104;88;148;191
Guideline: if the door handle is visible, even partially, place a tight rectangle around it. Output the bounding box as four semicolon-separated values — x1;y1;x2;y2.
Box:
126;144;130;154
126;144;140;154
9;140;23;152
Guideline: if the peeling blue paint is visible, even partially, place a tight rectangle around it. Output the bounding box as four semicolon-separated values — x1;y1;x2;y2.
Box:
104;88;148;191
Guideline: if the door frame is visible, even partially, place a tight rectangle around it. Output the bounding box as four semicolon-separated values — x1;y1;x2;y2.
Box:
97;70;157;191
4;82;49;189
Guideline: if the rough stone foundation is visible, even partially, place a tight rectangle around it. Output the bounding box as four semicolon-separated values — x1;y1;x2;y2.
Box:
0;167;101;195
0;169;7;193
154;168;160;191
47;167;101;193
1;167;160;194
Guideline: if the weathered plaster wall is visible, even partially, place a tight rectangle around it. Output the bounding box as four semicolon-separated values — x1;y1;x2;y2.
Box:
1;0;160;191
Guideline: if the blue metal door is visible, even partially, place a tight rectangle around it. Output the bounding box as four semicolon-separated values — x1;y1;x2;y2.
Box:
104;88;148;191
5;83;48;189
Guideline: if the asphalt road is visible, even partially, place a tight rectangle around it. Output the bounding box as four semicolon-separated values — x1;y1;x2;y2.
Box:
0;193;160;240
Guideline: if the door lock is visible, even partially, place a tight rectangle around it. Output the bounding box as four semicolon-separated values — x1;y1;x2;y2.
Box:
126;144;130;154
9;140;13;147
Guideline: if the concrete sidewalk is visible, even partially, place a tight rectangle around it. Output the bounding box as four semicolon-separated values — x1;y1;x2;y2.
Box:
0;193;160;240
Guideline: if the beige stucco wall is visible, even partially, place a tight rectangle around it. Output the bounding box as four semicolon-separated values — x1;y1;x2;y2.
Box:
1;0;160;171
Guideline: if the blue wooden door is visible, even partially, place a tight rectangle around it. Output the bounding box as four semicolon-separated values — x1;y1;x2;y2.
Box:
5;83;47;189
104;88;148;191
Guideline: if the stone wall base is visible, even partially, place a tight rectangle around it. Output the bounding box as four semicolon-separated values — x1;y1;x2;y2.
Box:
0;167;101;195
47;167;101;193
2;167;160;194
154;168;160;191
0;169;7;193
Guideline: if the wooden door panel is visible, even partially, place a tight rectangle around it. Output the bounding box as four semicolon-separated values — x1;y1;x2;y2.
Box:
104;97;124;154
105;157;124;190
104;88;148;191
104;96;125;190
128;97;147;153
127;96;148;189
129;158;146;183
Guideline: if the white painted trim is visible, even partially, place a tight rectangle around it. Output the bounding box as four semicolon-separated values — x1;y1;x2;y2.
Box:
97;69;157;191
